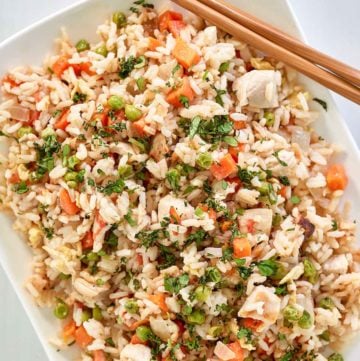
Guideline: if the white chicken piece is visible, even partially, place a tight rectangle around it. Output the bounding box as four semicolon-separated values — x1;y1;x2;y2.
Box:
149;316;179;342
214;341;236;360
237;70;280;108
157;194;195;222
323;254;349;274
238;209;273;236
120;344;152;361
238;285;281;331
149;133;169;162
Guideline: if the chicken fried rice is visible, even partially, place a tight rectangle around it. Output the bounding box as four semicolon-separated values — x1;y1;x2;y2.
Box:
0;2;358;361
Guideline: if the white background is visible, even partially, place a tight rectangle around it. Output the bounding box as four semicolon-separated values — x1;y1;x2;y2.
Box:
0;0;359;360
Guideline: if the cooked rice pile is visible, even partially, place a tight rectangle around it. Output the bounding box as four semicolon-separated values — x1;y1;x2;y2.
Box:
0;2;358;361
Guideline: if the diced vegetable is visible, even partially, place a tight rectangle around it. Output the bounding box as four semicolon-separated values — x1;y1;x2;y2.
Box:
54;109;70;130
172;38;200;69
75;325;93;348
170;206;181;224
228;144;246;161
168;20;186;37
108;95;125;110
62;320;76;339
226;341;244;361
303;258;318;284
75;39;90;52
125;104;142;121
158;10;183;33
125;300;139;314
148;37;163;51
18;126;33;138
233;237;251;258
298;310;312;329
232;120;247;130
187;309;206;324
196;152;212;169
52;55;70;77
93;305;103;320
112;11;127;28
128;318;149;331
194;285;211;302
95;45;108;57
59;188;80;215
136;326;152;342
131;120;148;138
166;77;194;108
326;164;348;191
210;154;238;180
148;294;168;313
93;350;106;361
242;318;263;331
283;305;301;322
130;333;146;345
319;297;335;310
71;62;95;76
328;353;344;361
54;300;69;319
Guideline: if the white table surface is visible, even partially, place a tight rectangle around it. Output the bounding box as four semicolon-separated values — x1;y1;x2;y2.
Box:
0;0;359;360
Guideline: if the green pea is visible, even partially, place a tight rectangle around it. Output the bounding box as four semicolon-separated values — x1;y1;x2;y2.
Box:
92;305;103;321
207;267;222;283
75;39;90;53
41;127;55;139
95;44;108;57
68;155;80;169
18;126;33;138
134;56;146;69
319;297;335;310
112;11;127;29
303;258;318;284
264;111;275;126
53;301;69;319
298;310;312;329
196;152;213;169
187;309;206;325
64;171;78;182
328;353;344;361
194;285;211;302
87;252;99;262
136;326;152;342
283;305;302;322
125;300;139;314
108;95;125;110
81;309;91;323
125;104;142;121
272;213;282;227
319;330;330;341
67;181;78;189
208;325;223;337
118;165;133;178
136;77;146;92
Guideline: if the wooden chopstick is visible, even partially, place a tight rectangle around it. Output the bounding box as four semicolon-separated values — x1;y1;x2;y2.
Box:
171;0;360;105
198;0;360;88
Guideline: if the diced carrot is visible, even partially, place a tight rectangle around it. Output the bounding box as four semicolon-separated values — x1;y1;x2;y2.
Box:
148;294;169;313
243;318;263;331
148;37;163;51
227;341;244;361
158;10;183;32
82;232;94;250
2;74;19;88
169;206;181;224
233;237;251;258
210;154;238;180
130;334;146;345
59;188;80;215
128;318;149;331
131;119;148;137
93;212;107;239
279;186;287;198
136;254;143;266
246;219;255;234
220;220;232;232
227;176;242;191
228;144;245;161
75;325;93;348
52;55;70;77
62;320;76;340
71;62;95;76
93;350;106;361
8;171;20;184
172;38;200;70
54;108;70;130
28;110;40;125
166;77;194;108
168;20;186;37
107;109;125;128
199;205;217;222
326;164;348;191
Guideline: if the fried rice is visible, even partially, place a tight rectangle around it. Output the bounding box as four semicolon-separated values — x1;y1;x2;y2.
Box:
0;2;358;361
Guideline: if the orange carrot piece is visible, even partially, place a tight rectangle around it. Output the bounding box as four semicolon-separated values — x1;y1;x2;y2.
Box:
233;237;251;258
228;144;246;161
62;320;76;340
136;254;144;266
210;154;238;180
81;232;94;250
130;334;146;345
54;108;70;130
131;119;148;138
158;10;183;32
128;318;149;331
52;55;70;77
71;62;95;76
243;318;263;331
166;77;194;108
168;20;186;37
148;37;163;51
148;294;169;313
172;38;200;70
2;74;19;87
93;350;106;361
326;164;348;191
59;188;80;215
279;186;287;198
75;325;93;348
169;206;181;224
8;171;20;184
220;220;232;232
227;341;244;361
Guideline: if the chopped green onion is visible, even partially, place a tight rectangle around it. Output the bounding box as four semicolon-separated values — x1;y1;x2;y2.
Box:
136;326;152;342
319;297;335;310
134;56;146;69
219;61;230;74
187;309;206;325
194;285;211;302
196;152;213;169
206;267;222;283
108;95;125;110
223;136;238;147
41;127;55;139
125;300;139;314
290;195;301;204
303;258;318;284
319;330;330;341
68;155;80;169
75;39;90;52
118;165;133;178
18;126;33;138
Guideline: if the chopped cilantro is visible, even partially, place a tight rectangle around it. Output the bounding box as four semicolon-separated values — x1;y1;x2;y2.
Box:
72;92;87;104
13;181;29;194
273;150;288;166
313;97;328;111
98;178;125;195
164;274;189;294
279;176;290;186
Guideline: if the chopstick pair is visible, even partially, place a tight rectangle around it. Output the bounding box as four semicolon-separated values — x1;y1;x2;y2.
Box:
171;0;360;105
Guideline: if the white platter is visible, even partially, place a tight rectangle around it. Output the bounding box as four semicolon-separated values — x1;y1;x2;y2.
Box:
0;0;359;360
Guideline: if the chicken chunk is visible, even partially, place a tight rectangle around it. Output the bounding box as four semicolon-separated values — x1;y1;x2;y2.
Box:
214;341;236;360
238;285;280;331
157;194;194;222
237;70;280;108
120;344;152;361
238;208;273;236
323;254;349;274
150;316;179;341
150;133;169;162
